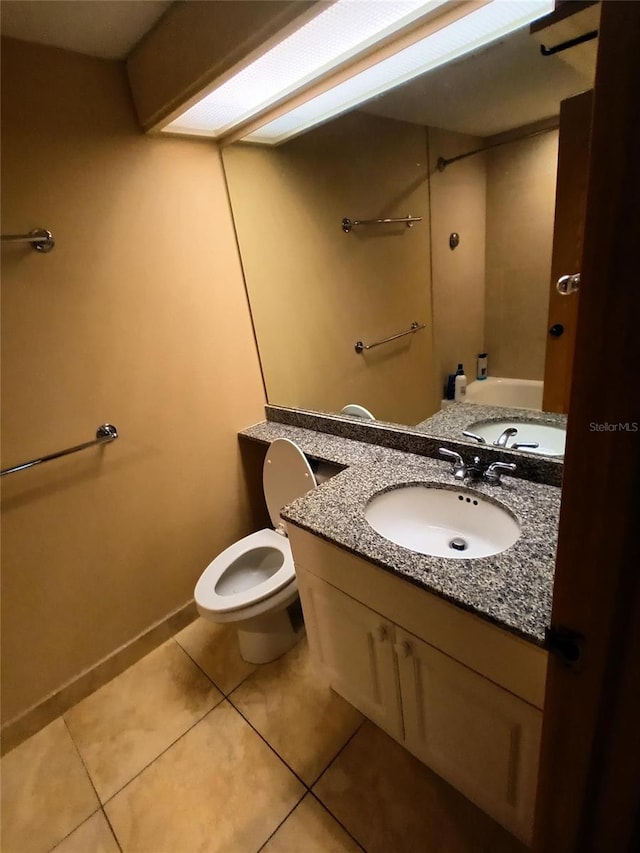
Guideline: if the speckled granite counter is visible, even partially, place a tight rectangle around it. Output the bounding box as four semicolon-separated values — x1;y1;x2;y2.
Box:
240;421;382;467
241;419;560;645
415;403;567;453
281;453;560;646
264;405;563;486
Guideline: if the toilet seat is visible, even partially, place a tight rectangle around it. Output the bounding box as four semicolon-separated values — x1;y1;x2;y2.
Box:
195;528;295;616
195;439;317;621
263;438;316;530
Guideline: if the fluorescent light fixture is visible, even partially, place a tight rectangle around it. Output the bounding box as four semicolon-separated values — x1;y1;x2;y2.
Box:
162;0;450;137
243;0;554;144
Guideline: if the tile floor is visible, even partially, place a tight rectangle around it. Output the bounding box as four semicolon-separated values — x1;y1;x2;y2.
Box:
1;619;527;853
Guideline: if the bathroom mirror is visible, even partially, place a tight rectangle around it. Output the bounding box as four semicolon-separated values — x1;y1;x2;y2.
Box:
222;21;596;432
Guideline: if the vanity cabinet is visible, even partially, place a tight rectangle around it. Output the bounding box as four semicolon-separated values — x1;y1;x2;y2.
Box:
296;570;403;739
395;627;542;841
289;526;547;844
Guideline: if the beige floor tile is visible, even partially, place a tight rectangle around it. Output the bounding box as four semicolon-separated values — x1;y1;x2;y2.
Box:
313;721;527;853
0;718;99;853
262;794;362;853
174;616;257;694
64;639;222;802
230;639;362;784
51;811;120;853
105;700;304;853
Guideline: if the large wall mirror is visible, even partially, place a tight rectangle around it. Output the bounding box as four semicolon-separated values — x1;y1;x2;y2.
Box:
222;17;596;431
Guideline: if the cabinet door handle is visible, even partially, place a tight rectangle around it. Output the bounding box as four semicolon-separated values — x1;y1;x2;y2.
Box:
394;640;413;658
374;624;388;642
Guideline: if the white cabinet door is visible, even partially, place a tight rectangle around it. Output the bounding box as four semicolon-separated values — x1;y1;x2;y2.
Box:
297;568;403;740
395;627;542;843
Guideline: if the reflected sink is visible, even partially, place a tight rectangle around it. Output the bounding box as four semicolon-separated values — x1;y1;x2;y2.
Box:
467;420;566;456
365;485;520;559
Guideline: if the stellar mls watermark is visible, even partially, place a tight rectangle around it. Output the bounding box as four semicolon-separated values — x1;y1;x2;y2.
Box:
589;422;638;432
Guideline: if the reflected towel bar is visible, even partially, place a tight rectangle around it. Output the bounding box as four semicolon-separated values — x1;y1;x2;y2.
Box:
1;228;55;252
355;322;426;354
437;122;558;171
342;215;422;233
540;29;598;57
1;424;118;477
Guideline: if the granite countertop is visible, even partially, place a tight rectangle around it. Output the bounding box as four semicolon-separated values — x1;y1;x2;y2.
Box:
281;452;560;646
241;419;560;646
240;421;384;467
415;402;567;454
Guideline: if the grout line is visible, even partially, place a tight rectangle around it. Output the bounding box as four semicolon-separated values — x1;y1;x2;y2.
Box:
171;635;257;698
308;716;366;789
100;805;123;852
99;700;225;806
170;637;227;694
62;717;124;851
224;695;310;789
254;790;308;853
45;808;101;852
62;716;103;804
308;791;368;853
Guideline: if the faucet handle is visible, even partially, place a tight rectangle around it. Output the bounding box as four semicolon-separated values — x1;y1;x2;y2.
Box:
511;442;539;450
485;461;517;484
439;448;466;480
463;430;486;444
439;447;463;465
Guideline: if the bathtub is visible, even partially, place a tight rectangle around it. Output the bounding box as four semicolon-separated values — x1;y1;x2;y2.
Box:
465;377;543;410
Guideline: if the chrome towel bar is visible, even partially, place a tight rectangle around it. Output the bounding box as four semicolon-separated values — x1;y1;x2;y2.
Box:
1;228;55;252
1;424;118;477
342;215;422;233
355;321;426;354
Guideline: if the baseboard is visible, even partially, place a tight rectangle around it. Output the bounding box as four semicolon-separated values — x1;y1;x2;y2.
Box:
1;599;198;756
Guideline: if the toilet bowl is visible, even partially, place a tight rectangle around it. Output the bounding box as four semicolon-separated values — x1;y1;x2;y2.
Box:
195;439;317;664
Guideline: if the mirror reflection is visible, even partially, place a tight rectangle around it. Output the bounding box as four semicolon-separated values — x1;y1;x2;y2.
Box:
222;23;595;432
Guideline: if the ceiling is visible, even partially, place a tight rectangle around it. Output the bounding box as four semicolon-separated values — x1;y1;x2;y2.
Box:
0;0;173;60
361;26;595;138
0;1;596;137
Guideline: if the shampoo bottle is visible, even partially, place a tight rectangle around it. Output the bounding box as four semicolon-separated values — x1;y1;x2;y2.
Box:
477;352;488;380
454;363;467;401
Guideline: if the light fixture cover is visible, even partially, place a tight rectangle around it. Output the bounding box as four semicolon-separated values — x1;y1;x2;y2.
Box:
162;0;449;137
243;0;555;144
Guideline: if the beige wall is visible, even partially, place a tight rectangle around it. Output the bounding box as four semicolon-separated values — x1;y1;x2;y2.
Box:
0;38;266;723
223;111;437;426
485;131;559;379
428;127;486;396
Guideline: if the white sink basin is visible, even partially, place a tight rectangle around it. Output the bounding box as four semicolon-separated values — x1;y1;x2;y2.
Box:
467;420;566;456
365;485;520;559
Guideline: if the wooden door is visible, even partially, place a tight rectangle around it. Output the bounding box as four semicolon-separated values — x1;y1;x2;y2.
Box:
296;569;404;740
542;90;593;413
395;627;542;844
534;2;640;849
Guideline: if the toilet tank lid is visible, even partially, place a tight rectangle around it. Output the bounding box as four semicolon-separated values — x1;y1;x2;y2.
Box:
263;438;316;530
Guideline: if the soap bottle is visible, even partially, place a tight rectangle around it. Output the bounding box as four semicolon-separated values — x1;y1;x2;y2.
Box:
477;352;488;381
454;363;467;401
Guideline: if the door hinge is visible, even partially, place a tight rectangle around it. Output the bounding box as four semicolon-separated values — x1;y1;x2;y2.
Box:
544;625;584;668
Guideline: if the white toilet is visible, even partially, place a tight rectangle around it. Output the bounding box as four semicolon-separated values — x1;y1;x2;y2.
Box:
194;438;317;664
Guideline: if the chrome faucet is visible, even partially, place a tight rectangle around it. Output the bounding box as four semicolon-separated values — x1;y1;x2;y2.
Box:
494;427;518;447
439;448;485;481
484;461;517;484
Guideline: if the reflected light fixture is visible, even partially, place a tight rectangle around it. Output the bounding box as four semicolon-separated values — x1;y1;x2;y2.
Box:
243;0;554;144
162;0;450;138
